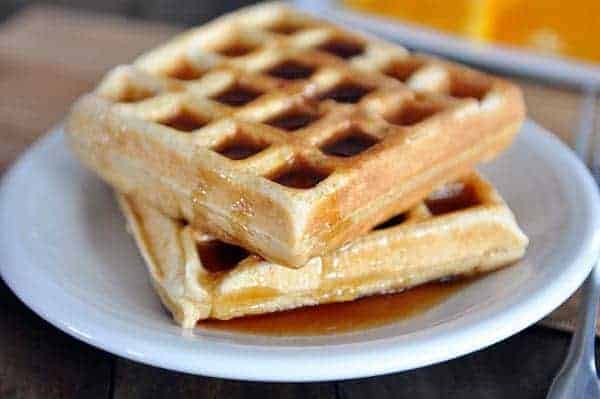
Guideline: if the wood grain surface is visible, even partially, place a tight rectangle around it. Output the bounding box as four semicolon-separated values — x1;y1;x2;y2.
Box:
0;5;599;399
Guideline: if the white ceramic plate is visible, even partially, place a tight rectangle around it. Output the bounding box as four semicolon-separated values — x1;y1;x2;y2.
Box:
294;0;600;87
1;121;599;382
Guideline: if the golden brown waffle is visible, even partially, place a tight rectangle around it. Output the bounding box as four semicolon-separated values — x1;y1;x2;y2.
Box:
67;2;525;267
118;173;528;327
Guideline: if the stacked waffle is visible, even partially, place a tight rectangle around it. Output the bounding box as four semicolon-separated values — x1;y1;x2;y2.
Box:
67;2;528;328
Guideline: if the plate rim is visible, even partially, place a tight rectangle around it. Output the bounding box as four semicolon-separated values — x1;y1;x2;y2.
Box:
1;121;600;382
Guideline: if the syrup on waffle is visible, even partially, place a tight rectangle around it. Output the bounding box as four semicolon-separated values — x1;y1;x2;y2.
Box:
67;2;525;267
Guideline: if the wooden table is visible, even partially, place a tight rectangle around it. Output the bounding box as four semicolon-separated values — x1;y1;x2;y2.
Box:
1;6;599;398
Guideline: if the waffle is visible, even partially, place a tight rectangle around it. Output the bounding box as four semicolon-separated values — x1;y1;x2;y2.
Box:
67;2;525;267
117;173;528;327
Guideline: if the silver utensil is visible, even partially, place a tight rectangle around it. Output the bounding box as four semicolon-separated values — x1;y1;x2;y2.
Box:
547;88;600;399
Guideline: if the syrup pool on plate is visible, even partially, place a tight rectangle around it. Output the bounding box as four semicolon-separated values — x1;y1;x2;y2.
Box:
201;279;471;336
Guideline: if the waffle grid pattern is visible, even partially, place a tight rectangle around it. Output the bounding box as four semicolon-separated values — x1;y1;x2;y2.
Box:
100;4;500;190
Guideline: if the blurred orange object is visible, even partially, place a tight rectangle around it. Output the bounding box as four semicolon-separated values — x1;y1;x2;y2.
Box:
343;0;484;35
343;0;600;63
